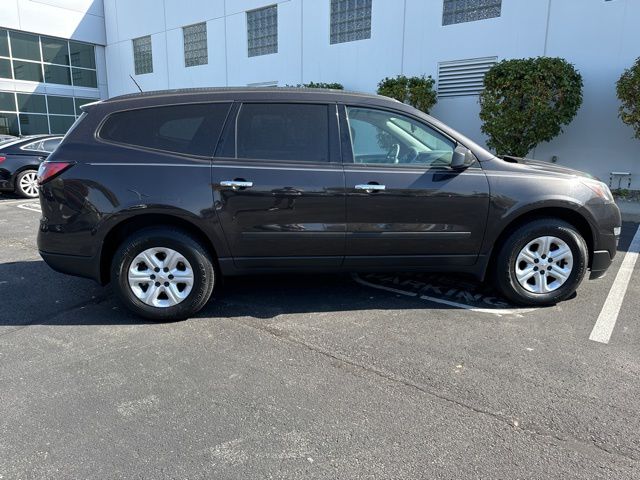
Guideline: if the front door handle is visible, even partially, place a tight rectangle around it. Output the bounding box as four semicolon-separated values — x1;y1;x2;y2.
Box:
355;183;386;192
220;180;253;190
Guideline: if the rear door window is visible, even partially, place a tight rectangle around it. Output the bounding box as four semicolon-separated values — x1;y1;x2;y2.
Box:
236;103;330;162
99;103;231;156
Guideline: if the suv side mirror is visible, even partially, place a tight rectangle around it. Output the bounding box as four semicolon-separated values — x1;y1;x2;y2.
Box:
451;146;475;170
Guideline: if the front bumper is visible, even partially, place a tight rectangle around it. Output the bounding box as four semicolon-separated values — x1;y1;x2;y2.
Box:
589;250;613;279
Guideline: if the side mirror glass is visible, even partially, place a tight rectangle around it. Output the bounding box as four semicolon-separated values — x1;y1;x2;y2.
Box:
451;146;475;170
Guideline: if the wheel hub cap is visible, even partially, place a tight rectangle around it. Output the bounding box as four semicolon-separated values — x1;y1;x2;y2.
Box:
515;236;573;294
20;172;39;197
128;247;194;307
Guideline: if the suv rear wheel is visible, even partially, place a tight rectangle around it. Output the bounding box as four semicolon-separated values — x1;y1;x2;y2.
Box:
111;227;215;321
495;218;588;306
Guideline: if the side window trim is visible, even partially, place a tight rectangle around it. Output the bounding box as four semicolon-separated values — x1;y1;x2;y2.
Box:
227;101;341;165
340;103;463;171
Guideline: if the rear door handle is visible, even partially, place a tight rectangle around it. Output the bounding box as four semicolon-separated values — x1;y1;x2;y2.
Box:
220;180;253;190
355;184;386;192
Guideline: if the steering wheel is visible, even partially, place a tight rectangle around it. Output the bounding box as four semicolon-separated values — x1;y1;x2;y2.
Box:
386;144;401;164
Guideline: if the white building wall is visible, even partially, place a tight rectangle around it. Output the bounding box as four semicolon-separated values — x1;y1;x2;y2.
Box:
0;0;107;100
103;0;640;188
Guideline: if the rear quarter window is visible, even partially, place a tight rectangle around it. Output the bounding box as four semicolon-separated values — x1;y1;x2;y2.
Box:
99;103;231;156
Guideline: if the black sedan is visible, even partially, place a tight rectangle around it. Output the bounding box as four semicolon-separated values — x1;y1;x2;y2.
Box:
0;135;63;198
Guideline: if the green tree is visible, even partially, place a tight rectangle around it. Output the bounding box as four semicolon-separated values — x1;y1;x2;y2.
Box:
298;82;344;90
479;57;583;157
617;57;640;139
377;75;437;114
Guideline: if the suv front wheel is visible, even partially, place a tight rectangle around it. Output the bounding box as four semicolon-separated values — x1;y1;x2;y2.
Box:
495;218;588;306
111;227;215;321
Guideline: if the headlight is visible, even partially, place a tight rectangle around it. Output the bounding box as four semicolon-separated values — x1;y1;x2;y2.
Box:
581;179;614;202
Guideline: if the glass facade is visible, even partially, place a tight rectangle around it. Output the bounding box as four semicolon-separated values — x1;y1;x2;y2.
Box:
442;0;502;25
0;91;93;136
330;0;372;45
0;28;98;88
183;23;208;67
247;5;278;57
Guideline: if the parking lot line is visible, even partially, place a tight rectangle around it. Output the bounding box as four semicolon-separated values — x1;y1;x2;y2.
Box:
16;203;41;213
589;225;640;344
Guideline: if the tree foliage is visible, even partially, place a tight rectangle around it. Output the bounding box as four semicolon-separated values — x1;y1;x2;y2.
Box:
479;57;583;157
300;82;344;90
616;57;640;139
377;75;437;114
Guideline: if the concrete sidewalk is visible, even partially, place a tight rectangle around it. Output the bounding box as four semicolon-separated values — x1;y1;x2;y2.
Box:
617;199;640;222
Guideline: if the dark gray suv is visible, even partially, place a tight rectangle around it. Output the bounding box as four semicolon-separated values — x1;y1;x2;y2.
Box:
36;88;621;320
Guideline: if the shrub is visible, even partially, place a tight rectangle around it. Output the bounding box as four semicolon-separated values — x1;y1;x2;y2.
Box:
479;57;583;157
616;57;640;139
377;75;437;114
296;82;344;90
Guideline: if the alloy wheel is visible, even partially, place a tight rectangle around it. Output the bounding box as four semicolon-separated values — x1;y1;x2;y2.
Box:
128;247;194;307
18;171;39;198
514;236;573;294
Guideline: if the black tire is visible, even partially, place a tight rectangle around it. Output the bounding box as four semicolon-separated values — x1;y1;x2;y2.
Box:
15;169;39;198
111;227;215;321
494;218;588;306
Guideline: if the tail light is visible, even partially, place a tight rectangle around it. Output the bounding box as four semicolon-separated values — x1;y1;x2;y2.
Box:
0;155;5;163
37;161;74;185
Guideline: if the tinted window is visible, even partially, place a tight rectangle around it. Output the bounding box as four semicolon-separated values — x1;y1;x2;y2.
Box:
236;103;329;162
100;103;231;156
347;107;455;167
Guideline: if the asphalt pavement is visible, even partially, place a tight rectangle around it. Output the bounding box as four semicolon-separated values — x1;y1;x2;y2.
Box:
1;193;639;479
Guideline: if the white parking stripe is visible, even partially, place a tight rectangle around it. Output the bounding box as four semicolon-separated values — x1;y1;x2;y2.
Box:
16;203;41;213
353;274;535;316
589;225;640;344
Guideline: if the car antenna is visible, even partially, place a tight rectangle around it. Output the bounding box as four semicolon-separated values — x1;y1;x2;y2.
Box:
129;74;143;93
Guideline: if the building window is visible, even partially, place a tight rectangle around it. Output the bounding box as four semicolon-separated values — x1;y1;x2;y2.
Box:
0;28;98;88
247;5;278;57
330;0;372;45
442;0;502;26
0;90;93;136
183;23;208;67
133;36;153;75
437;57;497;97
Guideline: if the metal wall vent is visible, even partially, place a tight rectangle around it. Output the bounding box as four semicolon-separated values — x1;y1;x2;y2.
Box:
437;57;497;97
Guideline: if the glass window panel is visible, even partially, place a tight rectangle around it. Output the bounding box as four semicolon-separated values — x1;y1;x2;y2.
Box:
42;36;70;65
10;31;41;61
44;64;71;85
442;0;501;25
49;115;75;134
69;41;95;69
71;68;97;88
47;96;75;115
237;103;329;162
247;5;278;57
0;113;19;136
330;0;372;44
183;23;208;67
99;103;232;156
133;36;153;75
0;58;12;79
13;60;43;82
0;91;16;111
74;98;94;116
0;29;9;57
42;138;62;152
19;113;49;135
17;93;47;113
347;107;455;167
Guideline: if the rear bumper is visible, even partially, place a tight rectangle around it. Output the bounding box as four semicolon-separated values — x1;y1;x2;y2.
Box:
39;250;100;283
